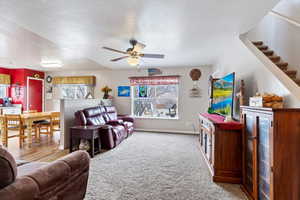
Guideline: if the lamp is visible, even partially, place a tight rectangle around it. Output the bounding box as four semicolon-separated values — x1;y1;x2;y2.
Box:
41;60;63;68
127;57;140;66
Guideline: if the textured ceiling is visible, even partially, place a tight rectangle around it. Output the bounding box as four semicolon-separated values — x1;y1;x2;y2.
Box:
0;0;280;70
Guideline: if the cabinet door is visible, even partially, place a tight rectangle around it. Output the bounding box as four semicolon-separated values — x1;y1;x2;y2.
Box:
207;132;213;163
243;112;258;199
199;119;203;146
257;115;272;200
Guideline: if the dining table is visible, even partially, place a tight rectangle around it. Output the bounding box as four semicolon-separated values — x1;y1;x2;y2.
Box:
0;112;53;147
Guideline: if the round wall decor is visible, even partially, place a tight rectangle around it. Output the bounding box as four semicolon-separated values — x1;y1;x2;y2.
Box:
46;75;53;83
189;69;202;81
34;74;40;79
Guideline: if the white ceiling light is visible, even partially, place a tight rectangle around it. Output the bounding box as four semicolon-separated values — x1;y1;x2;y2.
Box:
127;57;139;66
41;60;63;68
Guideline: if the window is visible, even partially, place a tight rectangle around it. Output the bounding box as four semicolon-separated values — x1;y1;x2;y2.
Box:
0;85;8;98
58;85;93;99
130;76;179;119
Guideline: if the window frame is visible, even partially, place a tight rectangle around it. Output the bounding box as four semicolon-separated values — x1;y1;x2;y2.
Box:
130;84;179;120
0;85;8;98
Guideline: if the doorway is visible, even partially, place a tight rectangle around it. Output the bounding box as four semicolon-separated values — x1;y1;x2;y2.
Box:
27;77;44;112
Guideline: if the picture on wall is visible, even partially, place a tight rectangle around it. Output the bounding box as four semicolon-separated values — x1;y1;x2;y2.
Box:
117;86;131;97
139;85;148;98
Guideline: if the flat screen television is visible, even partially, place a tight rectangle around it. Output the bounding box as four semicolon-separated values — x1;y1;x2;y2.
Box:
211;72;235;116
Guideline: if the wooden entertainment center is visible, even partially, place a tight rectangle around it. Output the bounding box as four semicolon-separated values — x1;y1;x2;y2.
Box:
204;74;300;199
199;113;243;184
241;106;300;200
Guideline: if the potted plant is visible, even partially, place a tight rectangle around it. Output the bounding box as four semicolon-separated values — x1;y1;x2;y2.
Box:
101;86;113;106
101;86;112;99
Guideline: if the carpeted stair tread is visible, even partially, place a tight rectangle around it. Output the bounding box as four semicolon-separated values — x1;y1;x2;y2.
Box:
257;45;268;50
284;70;297;78
253;40;300;88
262;50;274;56
268;55;281;62
253;41;263;46
276;62;288;70
293;78;300;85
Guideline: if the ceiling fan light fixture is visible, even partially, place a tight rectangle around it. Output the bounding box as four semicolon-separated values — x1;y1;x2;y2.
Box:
127;57;140;66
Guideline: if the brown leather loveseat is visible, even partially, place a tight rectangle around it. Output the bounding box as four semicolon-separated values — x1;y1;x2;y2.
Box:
0;145;90;200
75;106;134;149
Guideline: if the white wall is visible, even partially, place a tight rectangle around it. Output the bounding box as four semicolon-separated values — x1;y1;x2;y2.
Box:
0;16;106;71
60;98;102;149
247;0;300;77
213;36;300;113
220;0;300;109
46;66;211;134
248;15;300;75
0;17;47;68
273;0;300;21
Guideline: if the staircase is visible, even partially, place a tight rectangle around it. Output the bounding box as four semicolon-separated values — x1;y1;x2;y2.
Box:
253;41;300;86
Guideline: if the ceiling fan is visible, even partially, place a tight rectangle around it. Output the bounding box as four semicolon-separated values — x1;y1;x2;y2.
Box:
102;39;165;66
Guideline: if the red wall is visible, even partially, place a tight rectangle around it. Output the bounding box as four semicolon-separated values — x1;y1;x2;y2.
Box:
0;68;11;74
0;67;45;110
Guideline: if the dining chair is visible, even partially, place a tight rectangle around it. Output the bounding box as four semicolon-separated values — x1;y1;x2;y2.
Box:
23;110;44;137
37;112;60;137
51;112;60;132
4;114;26;148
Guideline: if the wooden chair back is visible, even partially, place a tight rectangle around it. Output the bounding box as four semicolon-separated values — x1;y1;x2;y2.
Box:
51;112;60;130
3;114;26;148
4;114;23;131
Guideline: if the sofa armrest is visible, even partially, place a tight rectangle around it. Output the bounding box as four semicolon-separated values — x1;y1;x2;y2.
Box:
58;150;90;173
75;110;87;126
26;151;90;197
98;124;113;130
0;176;39;200
106;120;124;126
118;115;134;123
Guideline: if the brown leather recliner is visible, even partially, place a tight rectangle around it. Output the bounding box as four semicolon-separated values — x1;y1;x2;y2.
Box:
75;106;134;149
0;145;90;200
105;106;134;136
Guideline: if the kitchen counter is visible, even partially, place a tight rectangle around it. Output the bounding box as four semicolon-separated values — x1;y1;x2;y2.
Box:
0;105;22;114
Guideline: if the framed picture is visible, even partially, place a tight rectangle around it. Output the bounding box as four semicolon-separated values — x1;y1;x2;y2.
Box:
118;86;131;97
138;85;147;98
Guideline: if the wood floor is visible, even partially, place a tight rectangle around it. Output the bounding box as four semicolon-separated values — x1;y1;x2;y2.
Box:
1;131;68;162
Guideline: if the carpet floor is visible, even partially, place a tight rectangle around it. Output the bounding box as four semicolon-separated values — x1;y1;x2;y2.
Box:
85;132;247;200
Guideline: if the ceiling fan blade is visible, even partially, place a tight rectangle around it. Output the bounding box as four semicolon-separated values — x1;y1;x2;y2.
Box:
140;53;165;59
102;47;128;54
133;42;146;52
110;56;129;62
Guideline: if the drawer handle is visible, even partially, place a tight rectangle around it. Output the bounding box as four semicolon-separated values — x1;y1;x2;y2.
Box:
248;136;257;140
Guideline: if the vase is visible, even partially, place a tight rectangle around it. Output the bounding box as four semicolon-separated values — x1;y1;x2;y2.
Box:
103;92;109;99
101;99;113;106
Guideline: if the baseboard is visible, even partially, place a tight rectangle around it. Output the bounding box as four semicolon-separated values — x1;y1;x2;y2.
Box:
135;128;198;135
